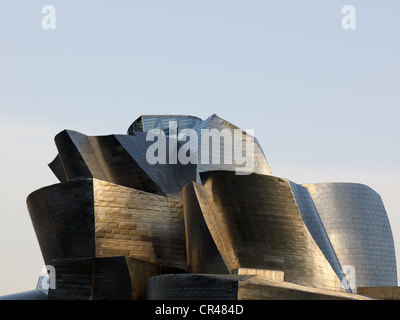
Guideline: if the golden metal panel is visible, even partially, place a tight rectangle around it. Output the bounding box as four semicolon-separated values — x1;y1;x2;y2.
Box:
189;171;346;291
93;179;187;270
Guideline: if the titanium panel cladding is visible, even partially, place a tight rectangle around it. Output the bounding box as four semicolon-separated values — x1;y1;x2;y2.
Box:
26;179;95;265
191;171;346;291
289;181;351;292
304;183;398;288
93;179;187;270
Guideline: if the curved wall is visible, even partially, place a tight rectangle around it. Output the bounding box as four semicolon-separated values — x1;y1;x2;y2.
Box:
182;182;228;274
289;181;351;292
27;177;188;299
93;179;187;270
27;179;95;265
192;114;272;178
304;183;398;288
189;171;346;291
53;130;165;196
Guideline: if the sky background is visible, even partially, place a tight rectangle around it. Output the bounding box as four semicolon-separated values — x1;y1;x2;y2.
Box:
0;1;399;295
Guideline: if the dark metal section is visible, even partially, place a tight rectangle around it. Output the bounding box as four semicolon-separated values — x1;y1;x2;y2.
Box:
115;132;195;199
146;273;371;300
91;257;132;300
27;179;95;265
48;257;133;300
146;274;238;300
125;257;185;300
48;154;68;183
84;135;165;195
54;130;92;181
53;130;166;196
182;182;228;274
48;258;94;300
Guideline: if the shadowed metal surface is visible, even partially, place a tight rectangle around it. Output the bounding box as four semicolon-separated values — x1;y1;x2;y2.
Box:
47;258;94;300
146;274;239;300
51;114;273;199
190;171;346;291
47;256;185;300
115;132;197;199
125;257;185;300
52;129;198;199
54;130;92;181
52;130;165;196
48;257;132;300
289;181;351;292
27;179;95;265
304;183;398;288
146;273;372;300
48;154;68;183
182;182;228;274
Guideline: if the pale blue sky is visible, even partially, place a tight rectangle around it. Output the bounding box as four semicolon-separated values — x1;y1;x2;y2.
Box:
0;1;399;295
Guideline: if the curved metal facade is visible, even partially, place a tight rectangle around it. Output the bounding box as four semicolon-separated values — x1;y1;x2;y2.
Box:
186;171;346;291
304;183;398;288
27;179;95;265
182;182;228;274
27;177;187;299
189;114;272;178
289;181;351;292
53;130;166;196
2;113;397;300
93;179;187;270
